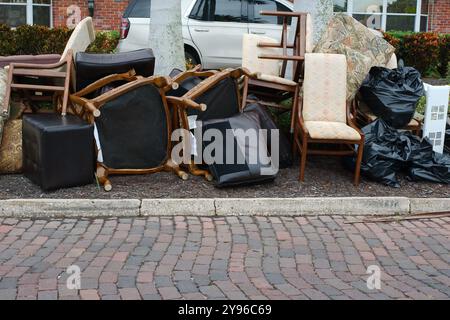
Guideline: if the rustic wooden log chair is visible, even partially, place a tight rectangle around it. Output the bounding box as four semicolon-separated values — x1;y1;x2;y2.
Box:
170;66;256;181
294;53;365;186
70;70;206;191
2;17;95;118
241;11;313;135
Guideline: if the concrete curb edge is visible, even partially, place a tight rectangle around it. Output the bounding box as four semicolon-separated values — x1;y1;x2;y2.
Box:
0;197;447;218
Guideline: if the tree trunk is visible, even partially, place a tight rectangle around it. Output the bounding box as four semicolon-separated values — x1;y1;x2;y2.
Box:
294;0;333;45
149;0;185;75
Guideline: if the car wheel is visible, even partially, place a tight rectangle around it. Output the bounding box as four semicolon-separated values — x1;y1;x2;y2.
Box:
185;50;200;69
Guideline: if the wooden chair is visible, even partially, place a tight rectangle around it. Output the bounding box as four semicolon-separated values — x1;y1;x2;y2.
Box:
293;53;365;186
70;71;205;191
170;66;254;181
241;11;312;134
2;17;95;118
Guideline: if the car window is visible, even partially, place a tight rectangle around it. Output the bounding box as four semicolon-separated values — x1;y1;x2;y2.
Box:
252;0;291;24
125;0;151;18
189;0;245;23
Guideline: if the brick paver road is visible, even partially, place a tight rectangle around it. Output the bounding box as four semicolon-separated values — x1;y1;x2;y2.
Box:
0;215;449;300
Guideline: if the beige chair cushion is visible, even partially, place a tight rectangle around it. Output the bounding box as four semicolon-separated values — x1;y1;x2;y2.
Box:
303;53;347;123
0;68;7;113
61;17;96;63
242;34;281;76
257;74;297;86
305;121;361;141
386;53;398;69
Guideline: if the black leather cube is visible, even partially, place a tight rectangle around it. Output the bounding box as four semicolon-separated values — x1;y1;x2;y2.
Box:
22;114;94;191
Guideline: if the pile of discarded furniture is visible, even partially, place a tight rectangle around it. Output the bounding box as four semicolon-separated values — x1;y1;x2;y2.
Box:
0;13;449;192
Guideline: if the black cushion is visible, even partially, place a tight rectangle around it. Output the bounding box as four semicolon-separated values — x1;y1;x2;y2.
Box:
95;84;168;169
202;111;277;187
22;114;94;191
75;49;155;91
168;69;240;121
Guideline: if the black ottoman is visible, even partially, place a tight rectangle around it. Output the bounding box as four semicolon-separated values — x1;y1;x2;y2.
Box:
22;114;94;191
75;48;155;91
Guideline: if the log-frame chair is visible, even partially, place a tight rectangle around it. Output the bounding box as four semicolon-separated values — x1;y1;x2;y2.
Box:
70;70;205;191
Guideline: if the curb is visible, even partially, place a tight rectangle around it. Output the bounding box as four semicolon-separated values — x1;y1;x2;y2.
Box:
410;198;450;214
0;196;446;218
0;199;141;218
214;197;410;216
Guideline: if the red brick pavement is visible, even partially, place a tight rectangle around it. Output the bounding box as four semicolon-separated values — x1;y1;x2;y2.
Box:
0;216;449;300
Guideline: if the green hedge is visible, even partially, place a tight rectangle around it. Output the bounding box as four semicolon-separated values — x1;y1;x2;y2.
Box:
0;24;119;56
384;31;449;78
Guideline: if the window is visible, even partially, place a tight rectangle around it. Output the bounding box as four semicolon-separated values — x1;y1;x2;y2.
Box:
332;0;429;32
0;0;51;27
252;0;292;25
125;0;151;19
189;0;244;23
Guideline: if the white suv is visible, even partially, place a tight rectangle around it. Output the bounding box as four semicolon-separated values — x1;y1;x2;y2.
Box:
118;0;293;69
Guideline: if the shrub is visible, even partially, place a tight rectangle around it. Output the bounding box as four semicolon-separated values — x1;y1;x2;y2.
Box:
0;24;16;56
0;25;118;56
402;32;440;75
437;34;450;79
384;31;448;78
87;31;120;54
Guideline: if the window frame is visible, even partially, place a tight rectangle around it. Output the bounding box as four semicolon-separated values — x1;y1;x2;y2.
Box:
249;0;292;25
189;0;248;23
0;0;52;27
337;0;427;32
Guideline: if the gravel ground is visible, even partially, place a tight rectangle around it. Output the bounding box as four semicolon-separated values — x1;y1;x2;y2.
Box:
0;157;448;199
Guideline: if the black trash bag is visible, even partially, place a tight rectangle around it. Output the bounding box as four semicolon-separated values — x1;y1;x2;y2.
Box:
360;119;412;187
244;103;293;169
360;66;424;128
408;138;450;184
360;119;450;187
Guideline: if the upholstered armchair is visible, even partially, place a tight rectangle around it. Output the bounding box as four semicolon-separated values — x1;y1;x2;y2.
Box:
294;53;365;185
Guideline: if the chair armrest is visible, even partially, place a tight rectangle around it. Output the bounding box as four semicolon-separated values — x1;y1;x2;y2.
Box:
166;96;207;112
73;70;138;97
9;50;71;70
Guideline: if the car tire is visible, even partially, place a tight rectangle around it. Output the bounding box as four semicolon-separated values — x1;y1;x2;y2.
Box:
185;50;200;69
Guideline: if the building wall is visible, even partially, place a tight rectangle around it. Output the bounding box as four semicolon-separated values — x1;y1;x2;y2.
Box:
429;0;450;33
52;0;129;31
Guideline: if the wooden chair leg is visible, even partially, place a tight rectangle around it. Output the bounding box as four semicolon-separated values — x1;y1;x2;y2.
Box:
290;86;299;135
299;136;308;182
354;142;364;186
61;71;71;116
96;165;112;191
241;76;249;112
188;161;213;181
2;66;14;116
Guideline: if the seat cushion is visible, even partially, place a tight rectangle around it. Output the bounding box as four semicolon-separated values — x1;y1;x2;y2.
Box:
305;121;361;141
303;53;347;123
242;34;281;76
257;73;297;86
